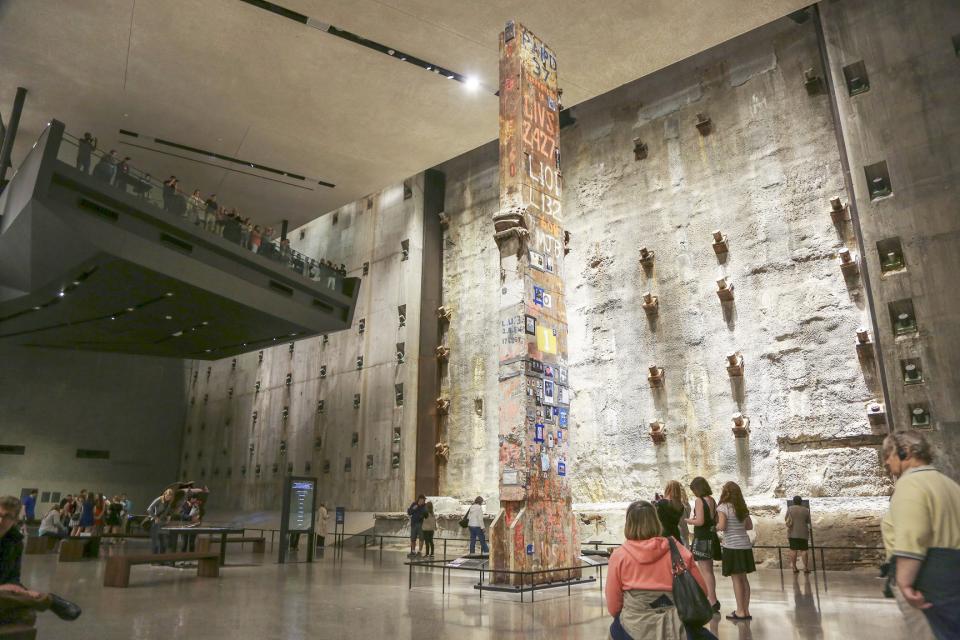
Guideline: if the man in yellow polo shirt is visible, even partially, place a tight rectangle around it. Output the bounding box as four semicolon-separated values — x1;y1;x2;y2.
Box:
881;430;960;640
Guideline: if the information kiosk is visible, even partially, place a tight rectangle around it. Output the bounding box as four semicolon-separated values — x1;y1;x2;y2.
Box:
279;476;317;563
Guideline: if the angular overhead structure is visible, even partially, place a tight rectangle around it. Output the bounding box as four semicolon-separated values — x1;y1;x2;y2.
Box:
0;121;359;359
490;21;578;585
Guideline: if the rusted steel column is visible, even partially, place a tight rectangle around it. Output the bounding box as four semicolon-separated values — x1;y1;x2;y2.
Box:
490;21;578;586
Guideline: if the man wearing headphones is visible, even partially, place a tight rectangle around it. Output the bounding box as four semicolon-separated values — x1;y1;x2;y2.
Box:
881;430;960;639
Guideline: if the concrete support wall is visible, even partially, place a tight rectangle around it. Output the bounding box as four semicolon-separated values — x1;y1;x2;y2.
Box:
439;13;893;504
0;345;184;510
179;177;430;512
820;0;960;478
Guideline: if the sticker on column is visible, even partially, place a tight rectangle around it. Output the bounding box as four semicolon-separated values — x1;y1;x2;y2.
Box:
526;543;534;555
534;286;545;306
547;432;555;448
544;365;554;378
557;367;567;385
544;255;554;273
530;250;546;271
558;408;568;427
542;292;552;308
543;380;555;404
556;429;563;443
524;315;537;335
534;423;544;443
540;452;550;472
536;325;557;354
558;458;566;477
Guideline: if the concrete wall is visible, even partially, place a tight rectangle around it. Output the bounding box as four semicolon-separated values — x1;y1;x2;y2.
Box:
437;13;892;505
0;345;184;510
821;0;960;478
179;177;431;512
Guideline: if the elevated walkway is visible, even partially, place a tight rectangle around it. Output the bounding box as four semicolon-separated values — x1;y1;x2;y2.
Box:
0;121;359;359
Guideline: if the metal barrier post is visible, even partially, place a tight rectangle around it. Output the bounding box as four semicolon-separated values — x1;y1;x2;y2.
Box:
820;547;825;573
408;559;413;589
443;538;447;559
778;547;783;574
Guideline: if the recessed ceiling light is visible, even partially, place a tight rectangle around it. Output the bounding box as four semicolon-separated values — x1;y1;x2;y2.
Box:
110;316;116;320
447;75;454;79
126;307;134;312
58;291;65;297
165;315;173;320
465;76;480;91
165;292;174;297
32;306;41;311
172;331;183;337
425;66;432;71
387;49;394;55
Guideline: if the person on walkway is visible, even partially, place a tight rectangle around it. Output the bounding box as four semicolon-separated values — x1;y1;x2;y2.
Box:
606;500;708;640
204;195;219;233
92;495;105;536
178;498;201;552
104;495;123;540
146;489;176;557
76;132;97;174
656;481;685;541
92;150;117;184
717;481;755;622
467;496;489;555
315;502;329;550
785;496;811;573
115;156;131;192
421;501;436;559
38;506;66;540
162;176;178;213
0;496;81;626
686;477;721;612
882;430;960;640
19;491;36;525
407;494;427;558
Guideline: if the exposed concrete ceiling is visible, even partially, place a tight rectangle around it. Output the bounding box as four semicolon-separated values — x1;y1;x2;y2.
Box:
0;0;810;229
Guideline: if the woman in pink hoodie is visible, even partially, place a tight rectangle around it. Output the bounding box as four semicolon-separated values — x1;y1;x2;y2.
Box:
606;500;709;640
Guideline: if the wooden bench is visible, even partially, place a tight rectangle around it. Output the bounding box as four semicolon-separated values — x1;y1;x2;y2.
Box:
0;624;36;639
58;536;100;562
196;536;266;554
24;536;57;554
103;551;220;588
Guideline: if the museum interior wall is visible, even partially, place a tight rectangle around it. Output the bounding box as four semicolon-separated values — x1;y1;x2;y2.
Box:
0;344;185;509
180;0;958;542
179;175;436;512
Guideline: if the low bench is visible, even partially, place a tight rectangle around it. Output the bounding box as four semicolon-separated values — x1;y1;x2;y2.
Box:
196;536;266;554
103;551;220;588
58;536;100;562
0;624;36;640
24;536;57;554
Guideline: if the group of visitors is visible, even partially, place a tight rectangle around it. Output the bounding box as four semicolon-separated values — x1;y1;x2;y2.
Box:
608;477;758;639
33;491;132;541
73;131;345;284
406;495;490;559
145;485;207;558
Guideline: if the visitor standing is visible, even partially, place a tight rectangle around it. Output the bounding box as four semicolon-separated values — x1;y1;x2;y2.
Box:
882;430;960;640
421;502;436;558
786;496;811;573
77;491;94;536
315;502;329;549
466;496;489;555
717;481;755;622
162;176;178;213
656;481;685;541
686;477;721;612
92;495;105;535
0;496;82;625
115;157;131;192
146;489;175;556
76;132;97;174
605;500;708;640
20;491;36;525
204;195;219;233
406;494;427;558
104;495;124;539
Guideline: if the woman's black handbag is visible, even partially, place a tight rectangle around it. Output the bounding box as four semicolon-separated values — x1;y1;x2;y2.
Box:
667;537;714;627
458;512;469;528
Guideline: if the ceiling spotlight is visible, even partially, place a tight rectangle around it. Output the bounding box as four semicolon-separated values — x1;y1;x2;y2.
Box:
126;307;134;312
32;306;41;311
447;75;454;79
110;316;116;320
465;76;480;90
205;349;212;353
400;56;406;61
165;292;174;297
165;315;173;320
387;49;395;55
425;66;432;71
172;331;183;337
58;291;65;297
72;281;80;286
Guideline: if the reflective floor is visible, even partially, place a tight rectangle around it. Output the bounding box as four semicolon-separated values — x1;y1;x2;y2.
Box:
23;543;907;639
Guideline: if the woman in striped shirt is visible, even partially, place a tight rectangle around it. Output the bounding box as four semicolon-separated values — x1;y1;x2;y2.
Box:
717;481;755;622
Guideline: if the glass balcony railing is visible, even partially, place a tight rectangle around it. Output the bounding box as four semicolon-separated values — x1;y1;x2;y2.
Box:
55;130;346;290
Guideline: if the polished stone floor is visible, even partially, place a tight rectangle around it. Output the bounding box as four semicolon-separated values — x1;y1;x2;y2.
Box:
23;542;907;639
